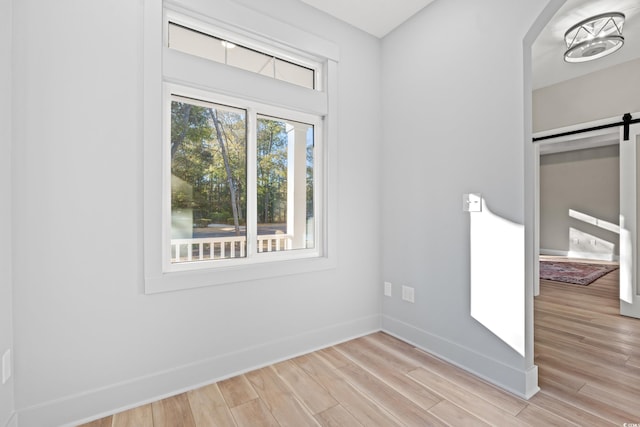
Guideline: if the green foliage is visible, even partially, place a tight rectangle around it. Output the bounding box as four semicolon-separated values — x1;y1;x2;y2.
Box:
170;100;314;233
170;101;247;227
257;118;288;223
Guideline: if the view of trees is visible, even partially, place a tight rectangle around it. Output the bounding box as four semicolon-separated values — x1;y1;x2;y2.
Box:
257;117;289;224
170;98;314;241
171;99;247;236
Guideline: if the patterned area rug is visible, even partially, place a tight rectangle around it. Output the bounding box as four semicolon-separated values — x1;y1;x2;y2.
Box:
540;261;618;286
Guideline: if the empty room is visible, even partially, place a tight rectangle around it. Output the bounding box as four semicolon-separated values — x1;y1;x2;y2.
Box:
2;0;640;426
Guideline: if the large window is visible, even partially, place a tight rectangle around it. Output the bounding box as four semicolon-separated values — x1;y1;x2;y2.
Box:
143;1;338;292
167;92;319;270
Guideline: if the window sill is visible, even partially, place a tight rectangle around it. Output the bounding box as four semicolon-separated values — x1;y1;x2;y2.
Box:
144;255;336;294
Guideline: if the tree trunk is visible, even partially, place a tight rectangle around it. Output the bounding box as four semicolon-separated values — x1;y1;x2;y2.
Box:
208;109;241;235
263;128;275;223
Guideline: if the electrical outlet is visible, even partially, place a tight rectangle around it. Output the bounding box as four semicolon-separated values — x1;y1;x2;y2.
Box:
2;349;11;384
402;285;415;303
384;282;392;297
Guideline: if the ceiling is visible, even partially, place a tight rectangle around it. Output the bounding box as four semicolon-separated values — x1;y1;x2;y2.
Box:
532;0;640;89
297;0;640;90
298;0;436;38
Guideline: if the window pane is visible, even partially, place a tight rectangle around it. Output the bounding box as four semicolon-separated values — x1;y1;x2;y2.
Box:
257;116;314;252
275;59;315;89
167;22;317;90
227;45;274;77
168;23;225;63
170;97;247;263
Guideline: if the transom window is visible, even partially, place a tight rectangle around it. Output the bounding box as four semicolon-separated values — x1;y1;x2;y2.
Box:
167;22;316;89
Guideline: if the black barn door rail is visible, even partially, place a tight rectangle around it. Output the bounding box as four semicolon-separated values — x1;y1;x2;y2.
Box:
533;113;640;142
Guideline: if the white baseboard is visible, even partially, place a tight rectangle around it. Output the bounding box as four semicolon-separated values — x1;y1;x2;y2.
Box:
540;248;619;262
539;248;569;257
524;365;540;399
17;315;381;427
18;312;541;426
382;315;538;400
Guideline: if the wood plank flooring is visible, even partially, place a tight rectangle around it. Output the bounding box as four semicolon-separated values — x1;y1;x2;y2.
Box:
80;261;640;426
534;257;640;426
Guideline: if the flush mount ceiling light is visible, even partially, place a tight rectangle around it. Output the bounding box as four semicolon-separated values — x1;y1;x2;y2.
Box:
564;12;625;63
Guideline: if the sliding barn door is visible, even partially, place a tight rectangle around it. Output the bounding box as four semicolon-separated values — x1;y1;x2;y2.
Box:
619;121;640;318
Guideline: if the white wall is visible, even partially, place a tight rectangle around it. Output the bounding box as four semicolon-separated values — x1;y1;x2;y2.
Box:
381;0;552;397
540;146;620;259
11;1;382;425
0;0;15;424
533;58;640;132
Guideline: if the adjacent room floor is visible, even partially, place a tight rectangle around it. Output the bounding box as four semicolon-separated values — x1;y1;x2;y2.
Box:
534;256;640;425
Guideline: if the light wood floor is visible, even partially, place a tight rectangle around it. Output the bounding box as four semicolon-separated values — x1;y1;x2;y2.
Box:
535;257;640;425
80;263;640;426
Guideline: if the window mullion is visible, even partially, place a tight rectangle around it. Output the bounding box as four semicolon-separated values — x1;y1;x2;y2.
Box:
246;108;258;258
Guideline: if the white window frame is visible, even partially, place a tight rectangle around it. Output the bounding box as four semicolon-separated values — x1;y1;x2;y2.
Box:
166;15;321;90
143;0;339;293
164;84;324;272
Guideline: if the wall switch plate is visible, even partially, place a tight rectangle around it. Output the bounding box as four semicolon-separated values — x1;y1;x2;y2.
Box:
463;193;482;212
384;282;392;297
402;285;415;303
2;349;11;384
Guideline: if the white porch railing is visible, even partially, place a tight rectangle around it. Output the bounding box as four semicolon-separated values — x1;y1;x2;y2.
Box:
256;234;293;253
171;234;292;262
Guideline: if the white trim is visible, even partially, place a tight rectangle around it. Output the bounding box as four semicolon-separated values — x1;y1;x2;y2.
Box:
523;365;539;400
534;119;620;156
540;248;620;262
620;122;640;316
523;2;565;390
143;0;339;293
532;142;540;297
163;49;328;115
161;84;323;275
143;0;165;295
146;257;336;294
538;132;619;155
539;248;568;257
165;0;339;62
18;316;380;427
324;60;339;264
246;107;258;258
382;316;538;400
165;9;324;78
